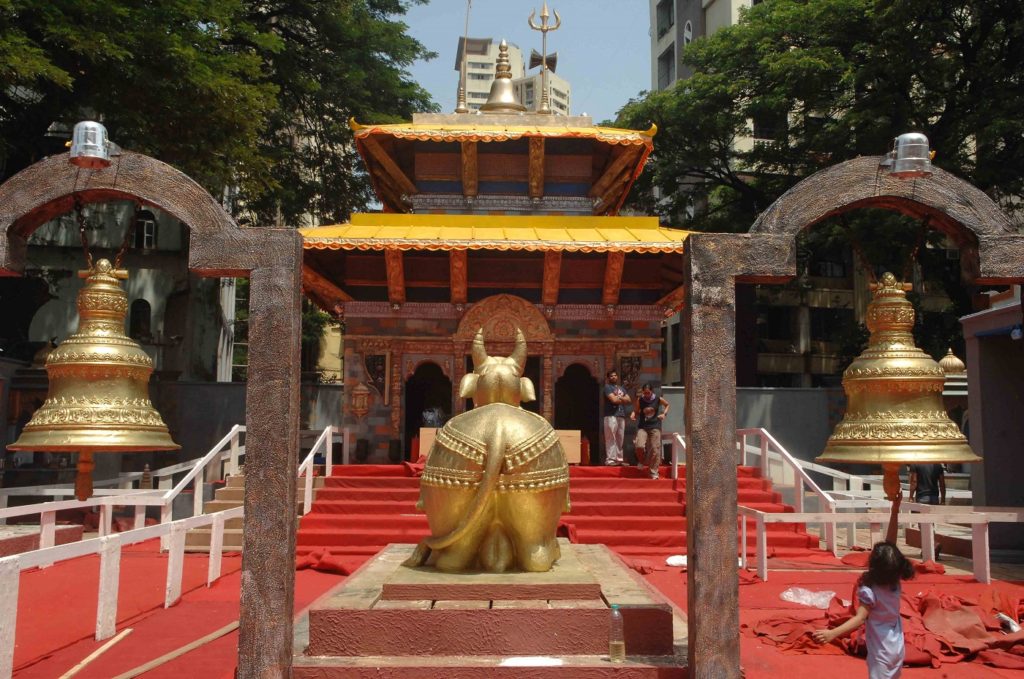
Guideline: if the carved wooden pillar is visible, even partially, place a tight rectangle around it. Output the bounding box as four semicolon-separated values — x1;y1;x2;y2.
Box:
452;346;466;415
239;259;302;679
390;348;402;437
542;351;553;421
682;235;739;678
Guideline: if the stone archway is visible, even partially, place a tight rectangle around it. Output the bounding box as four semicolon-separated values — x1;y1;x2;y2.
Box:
680;154;1023;678
0;150;302;679
454;293;554;345
454;294;554;418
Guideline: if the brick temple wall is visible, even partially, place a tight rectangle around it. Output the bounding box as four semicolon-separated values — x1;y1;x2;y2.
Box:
337;298;665;463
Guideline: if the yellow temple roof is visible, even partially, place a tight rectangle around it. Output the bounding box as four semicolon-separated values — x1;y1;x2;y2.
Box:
350;119;657;146
301;213;690;253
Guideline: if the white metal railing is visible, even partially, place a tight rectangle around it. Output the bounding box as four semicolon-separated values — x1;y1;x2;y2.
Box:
0;425;246;550
0;424;357;556
736;428;839;553
0;505;243;677
669;432;685;480
738;505;1024;584
297;426;351;515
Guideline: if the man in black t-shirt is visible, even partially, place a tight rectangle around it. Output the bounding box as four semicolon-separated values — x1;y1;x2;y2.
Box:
602;370;630;465
630;383;670;479
909;463;946;505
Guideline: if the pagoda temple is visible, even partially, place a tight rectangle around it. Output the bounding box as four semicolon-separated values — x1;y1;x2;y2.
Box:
299;42;690;462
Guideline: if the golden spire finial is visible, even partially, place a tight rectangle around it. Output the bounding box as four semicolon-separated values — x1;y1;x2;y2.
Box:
480;40;526;113
455;0;472;113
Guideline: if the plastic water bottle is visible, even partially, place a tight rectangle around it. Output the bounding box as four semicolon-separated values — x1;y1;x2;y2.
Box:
609;604;625;662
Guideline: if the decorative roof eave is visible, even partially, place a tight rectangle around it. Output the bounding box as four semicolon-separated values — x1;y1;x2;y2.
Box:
302;237;686;254
300;214;690;254
349;118;657;146
610;143;654;216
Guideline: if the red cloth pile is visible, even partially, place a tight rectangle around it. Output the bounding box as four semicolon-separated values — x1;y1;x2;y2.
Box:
742;584;1024;669
295;549;363;575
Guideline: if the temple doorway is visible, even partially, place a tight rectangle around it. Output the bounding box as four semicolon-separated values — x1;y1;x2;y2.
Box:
555;363;600;464
403;362;452;458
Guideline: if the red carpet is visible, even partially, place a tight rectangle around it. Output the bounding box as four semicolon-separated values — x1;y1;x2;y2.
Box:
626;556;1024;678
12;538;243;671
296;463;820;559
13;516;1022;677
15;560;359;678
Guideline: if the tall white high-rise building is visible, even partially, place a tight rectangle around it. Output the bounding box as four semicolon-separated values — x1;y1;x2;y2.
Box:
649;0;760;92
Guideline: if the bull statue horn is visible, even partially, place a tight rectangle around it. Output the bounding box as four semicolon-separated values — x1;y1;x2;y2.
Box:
471;328;489;367
510;328;527;374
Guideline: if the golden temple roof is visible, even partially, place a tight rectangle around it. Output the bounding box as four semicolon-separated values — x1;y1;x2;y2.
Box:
349;115;656;216
350;119;657;146
300;213;689;253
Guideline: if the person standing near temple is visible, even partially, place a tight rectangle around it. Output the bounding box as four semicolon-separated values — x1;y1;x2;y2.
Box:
631;383;670;479
603;370;630;465
909;463;946;505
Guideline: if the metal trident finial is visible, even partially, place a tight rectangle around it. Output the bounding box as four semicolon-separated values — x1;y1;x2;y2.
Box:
528;3;561;33
528;4;561;114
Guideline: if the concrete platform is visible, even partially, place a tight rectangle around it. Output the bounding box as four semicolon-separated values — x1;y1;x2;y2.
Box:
294;540;688;678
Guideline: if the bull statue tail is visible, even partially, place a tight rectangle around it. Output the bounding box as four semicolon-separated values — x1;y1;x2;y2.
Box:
402;426;506;568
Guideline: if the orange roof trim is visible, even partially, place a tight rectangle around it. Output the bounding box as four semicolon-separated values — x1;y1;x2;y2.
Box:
349;118;657;146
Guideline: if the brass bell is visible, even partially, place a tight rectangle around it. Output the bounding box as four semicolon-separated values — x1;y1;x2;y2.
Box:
480;40;527;114
816;272;980;499
8;258;179;499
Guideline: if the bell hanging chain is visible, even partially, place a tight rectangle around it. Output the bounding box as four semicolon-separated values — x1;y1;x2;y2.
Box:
113;202;143;268
73;195;93;270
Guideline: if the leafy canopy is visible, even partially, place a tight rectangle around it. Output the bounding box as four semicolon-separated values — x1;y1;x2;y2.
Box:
618;0;1024;232
0;0;435;223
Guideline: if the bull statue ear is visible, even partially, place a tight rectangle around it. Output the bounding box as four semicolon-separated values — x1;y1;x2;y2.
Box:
459;373;479;398
519;377;536;403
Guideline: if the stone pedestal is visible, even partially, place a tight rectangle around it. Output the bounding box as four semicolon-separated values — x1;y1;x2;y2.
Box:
294;540;688;677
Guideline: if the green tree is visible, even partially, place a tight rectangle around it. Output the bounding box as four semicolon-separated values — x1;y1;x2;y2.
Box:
617;0;1024;231
0;0;435;221
239;1;436;226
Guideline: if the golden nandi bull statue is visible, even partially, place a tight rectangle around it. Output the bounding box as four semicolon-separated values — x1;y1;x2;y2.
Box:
404;328;569;572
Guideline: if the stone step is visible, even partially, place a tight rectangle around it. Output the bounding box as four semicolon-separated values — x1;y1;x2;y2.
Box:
292;654;687;678
300;543;684;665
214;485;318;503
186;527;245;549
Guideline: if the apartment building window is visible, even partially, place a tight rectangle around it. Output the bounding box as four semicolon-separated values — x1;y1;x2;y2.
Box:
468;61;490;69
468;73;490;80
752;112;787;141
656;0;675;38
133;210;157;250
811;259;847;279
810;308;854;342
657;45;676;90
129;299;152;342
231;278;249;381
683;21;693;46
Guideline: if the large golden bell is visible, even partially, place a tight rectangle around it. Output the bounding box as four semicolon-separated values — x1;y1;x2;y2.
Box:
816;272;980;499
8;258;179;499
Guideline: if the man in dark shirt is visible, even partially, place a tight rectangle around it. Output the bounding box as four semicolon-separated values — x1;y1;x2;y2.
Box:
630;383;670;479
602;370;630;465
909;463;946;505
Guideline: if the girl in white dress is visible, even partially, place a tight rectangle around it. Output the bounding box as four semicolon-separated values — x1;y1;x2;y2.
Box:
813;492;914;678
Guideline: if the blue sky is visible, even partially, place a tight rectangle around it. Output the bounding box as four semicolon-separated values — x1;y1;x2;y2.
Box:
401;0;652;123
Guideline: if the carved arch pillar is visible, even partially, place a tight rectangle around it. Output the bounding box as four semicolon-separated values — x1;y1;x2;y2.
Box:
0;151;302;679
683;155;1022;679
